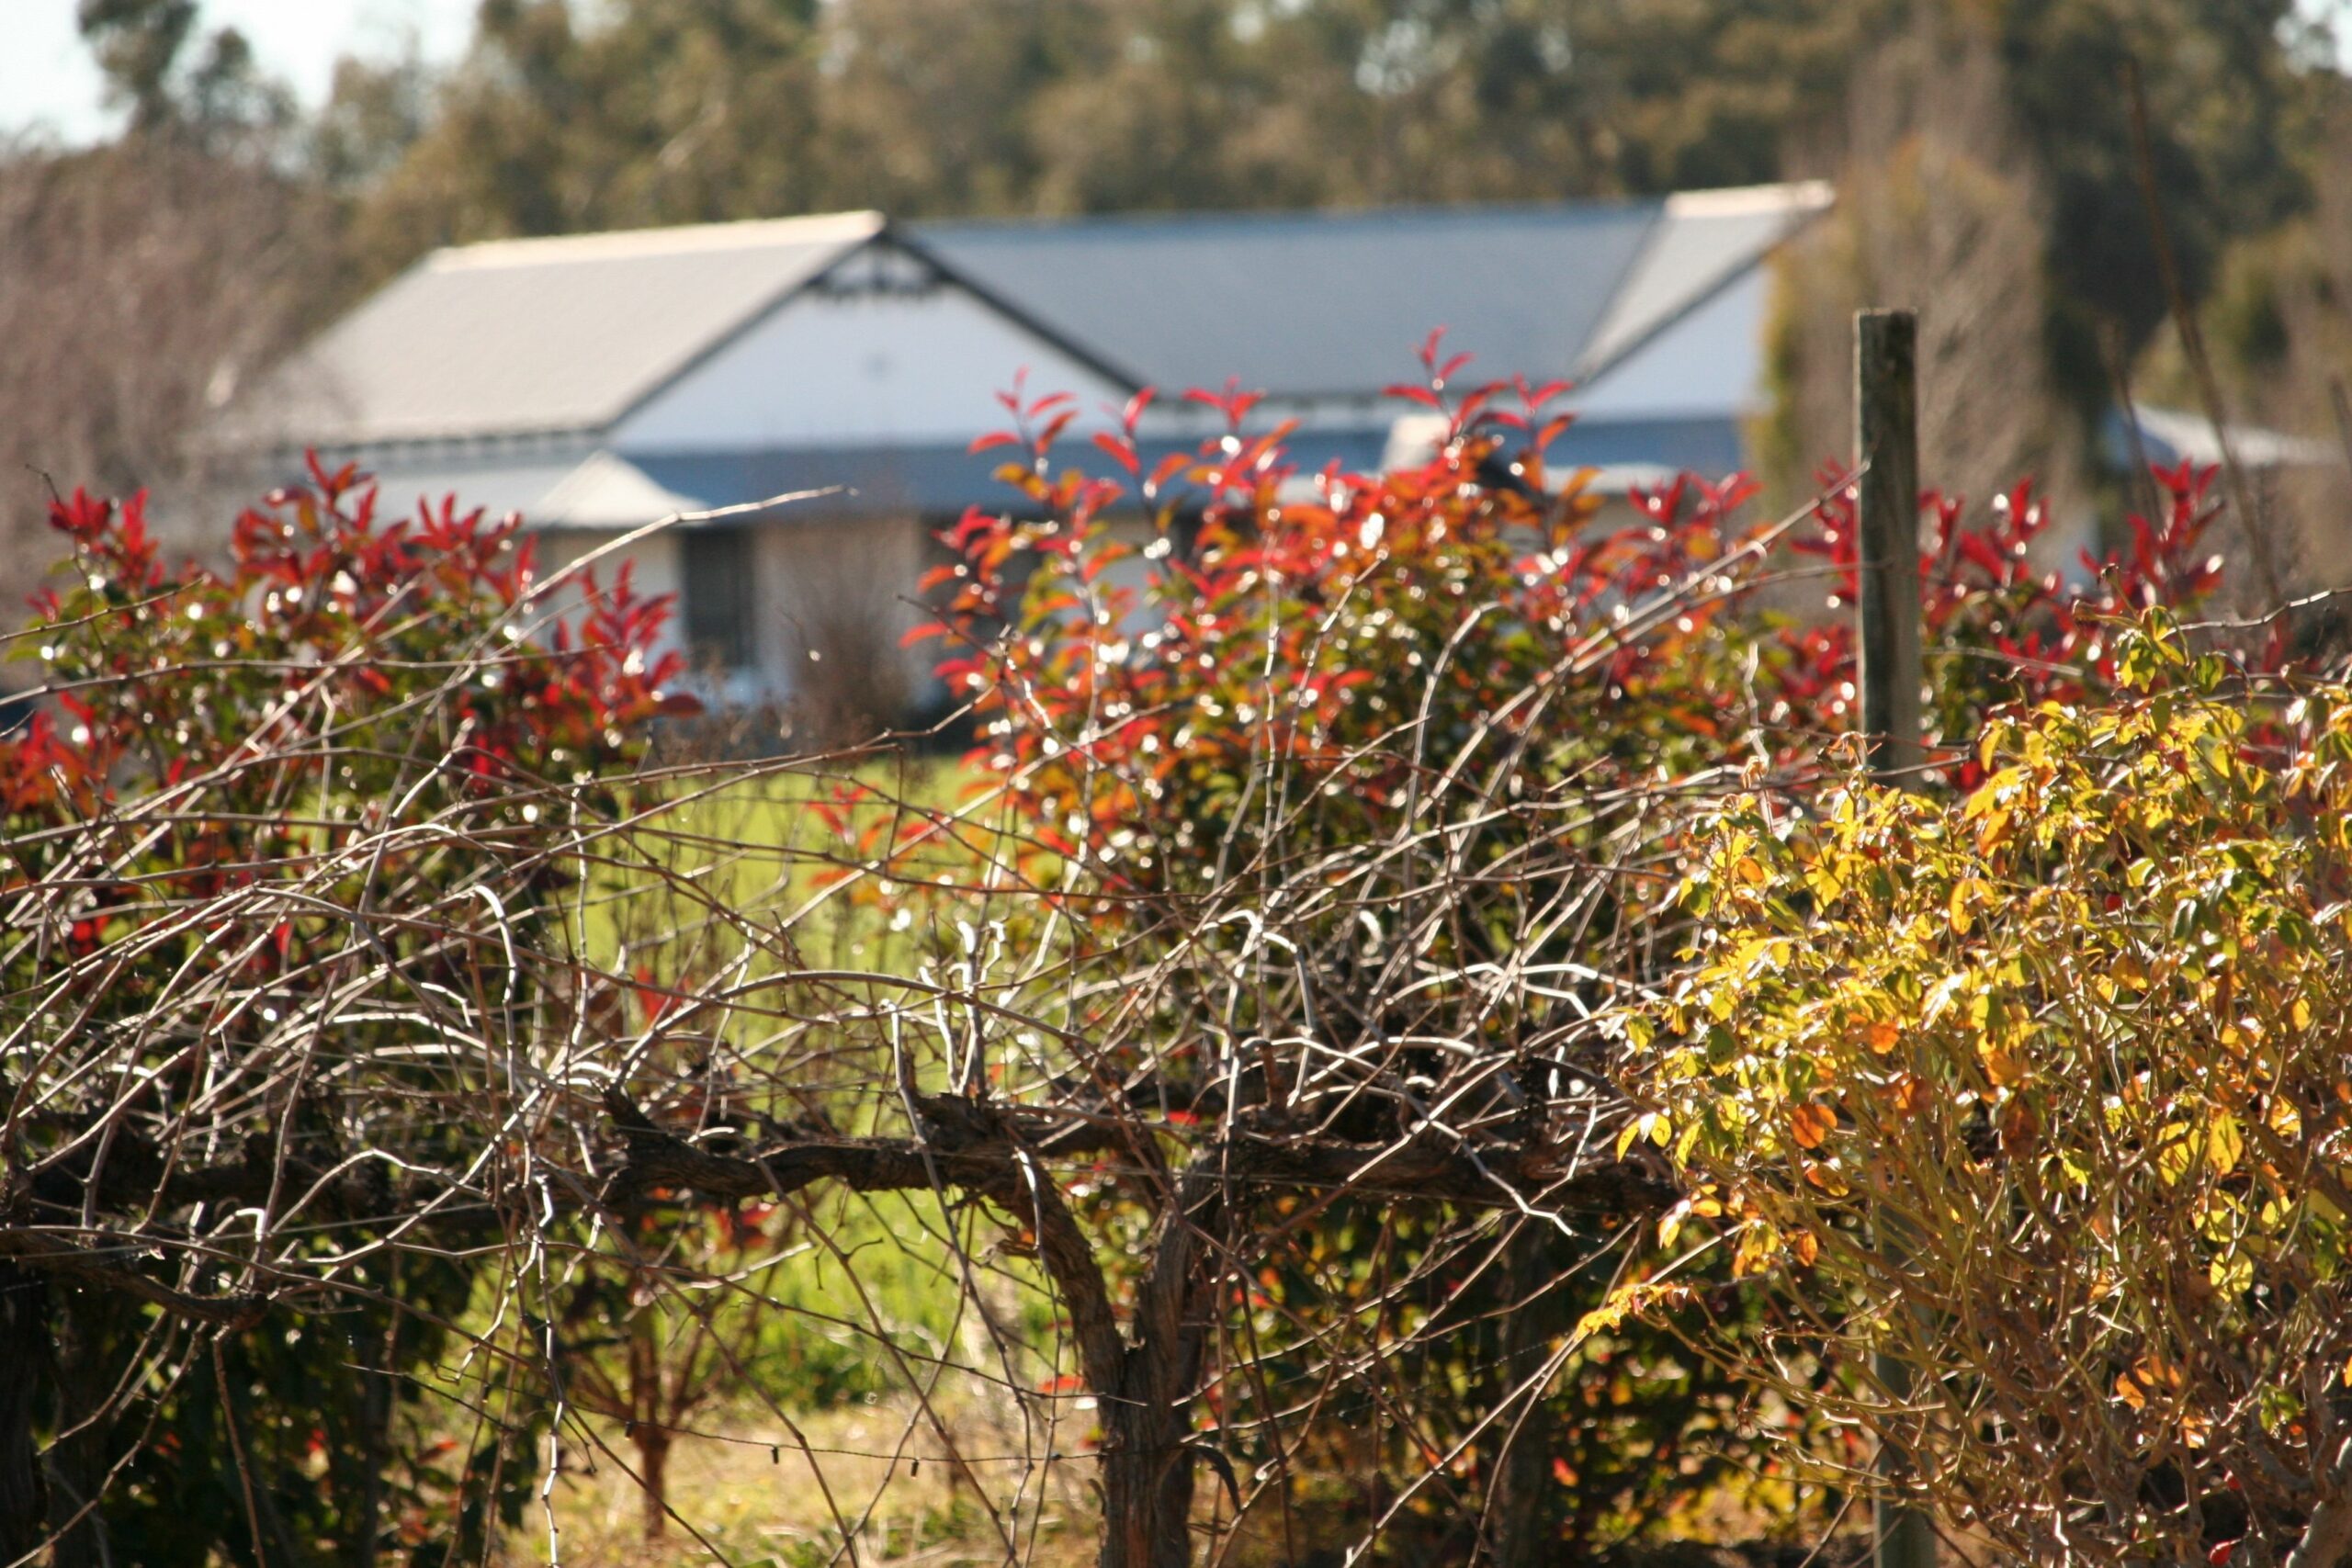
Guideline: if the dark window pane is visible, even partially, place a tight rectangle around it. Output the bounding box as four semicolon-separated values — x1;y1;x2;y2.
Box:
681;527;754;671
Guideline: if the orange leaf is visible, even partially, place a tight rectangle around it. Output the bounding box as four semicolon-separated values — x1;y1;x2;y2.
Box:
2000;1097;2040;1156
1789;1102;1837;1149
1889;1073;1928;1118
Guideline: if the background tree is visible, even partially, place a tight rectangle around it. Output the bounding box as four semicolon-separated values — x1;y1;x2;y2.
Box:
1757;13;2086;527
0;3;324;629
340;0;825;271
1757;0;2335;541
78;0;295;149
0;141;333;616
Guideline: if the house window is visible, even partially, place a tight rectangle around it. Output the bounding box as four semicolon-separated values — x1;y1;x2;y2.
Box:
681;527;755;672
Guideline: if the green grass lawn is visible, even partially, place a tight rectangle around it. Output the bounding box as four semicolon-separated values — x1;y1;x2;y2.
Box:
458;750;1109;1562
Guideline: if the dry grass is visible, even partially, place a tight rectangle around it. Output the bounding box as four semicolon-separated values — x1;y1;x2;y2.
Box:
518;1399;1103;1568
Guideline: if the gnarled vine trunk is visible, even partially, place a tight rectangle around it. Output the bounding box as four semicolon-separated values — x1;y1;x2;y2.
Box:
0;1264;45;1564
1099;1379;1198;1568
1092;1167;1218;1568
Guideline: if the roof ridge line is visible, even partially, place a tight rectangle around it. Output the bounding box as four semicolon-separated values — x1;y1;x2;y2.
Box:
910;182;1830;237
429;210;885;270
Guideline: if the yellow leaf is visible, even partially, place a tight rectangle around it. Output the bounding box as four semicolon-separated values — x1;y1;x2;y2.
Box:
1979;1038;2025;1088
1618;1111;1670;1157
2207;1111;2243;1176
1973;806;2012;852
2269;1098;2304;1141
1573;1296;1634;1341
1569;1278;1690;1347
1963;767;2022;819
2210;1253;2253;1295
2155;1123;2196;1185
1948;878;1982;936
2115;1355;2182;1414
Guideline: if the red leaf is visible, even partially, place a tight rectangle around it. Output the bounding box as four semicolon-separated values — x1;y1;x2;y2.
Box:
1091;431;1141;477
1144;453;1193;495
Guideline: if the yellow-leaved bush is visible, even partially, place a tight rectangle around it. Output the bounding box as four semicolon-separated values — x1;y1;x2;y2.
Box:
1616;614;2352;1565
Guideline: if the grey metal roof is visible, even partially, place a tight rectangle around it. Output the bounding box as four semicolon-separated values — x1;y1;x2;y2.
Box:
228;211;883;447
910;202;1654;397
910;186;1825;400
225;184;1826;456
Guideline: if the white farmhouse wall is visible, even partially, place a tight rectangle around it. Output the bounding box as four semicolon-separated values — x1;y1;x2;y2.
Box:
610;276;1128;453
753;516;928;682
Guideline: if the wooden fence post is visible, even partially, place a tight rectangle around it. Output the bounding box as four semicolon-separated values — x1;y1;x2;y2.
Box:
1857;309;1923;783
1856;307;1937;1568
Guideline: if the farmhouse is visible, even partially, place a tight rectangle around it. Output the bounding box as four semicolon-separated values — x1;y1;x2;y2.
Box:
217;183;1832;710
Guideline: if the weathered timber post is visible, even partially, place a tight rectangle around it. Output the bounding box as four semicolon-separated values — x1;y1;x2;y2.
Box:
1856;307;1937;1568
1857;309;1923;784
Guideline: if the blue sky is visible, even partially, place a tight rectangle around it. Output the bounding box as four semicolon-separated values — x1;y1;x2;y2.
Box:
3;0;2348;148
